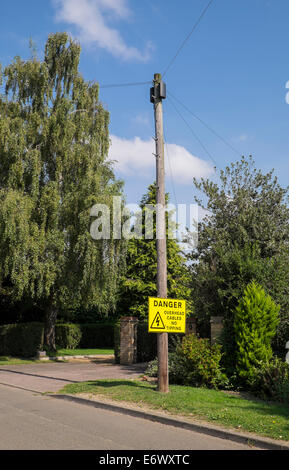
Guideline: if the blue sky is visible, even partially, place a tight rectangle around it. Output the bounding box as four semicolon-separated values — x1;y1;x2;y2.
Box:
1;0;289;212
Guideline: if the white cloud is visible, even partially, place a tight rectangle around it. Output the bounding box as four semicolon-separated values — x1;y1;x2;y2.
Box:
109;135;214;184
52;0;152;61
133;113;150;127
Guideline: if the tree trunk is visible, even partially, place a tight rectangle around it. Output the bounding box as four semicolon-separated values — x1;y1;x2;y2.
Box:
44;299;57;351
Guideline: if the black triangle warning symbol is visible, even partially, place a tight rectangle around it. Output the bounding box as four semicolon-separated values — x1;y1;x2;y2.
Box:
150;312;165;330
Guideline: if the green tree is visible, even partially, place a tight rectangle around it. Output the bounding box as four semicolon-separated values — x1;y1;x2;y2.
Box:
188;157;289;338
234;281;280;386
0;33;124;349
118;183;193;319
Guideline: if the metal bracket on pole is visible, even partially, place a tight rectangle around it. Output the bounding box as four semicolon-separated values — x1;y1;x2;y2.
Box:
150;79;166;104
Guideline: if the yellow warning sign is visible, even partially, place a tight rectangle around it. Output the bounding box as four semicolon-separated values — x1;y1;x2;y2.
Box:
148;297;186;333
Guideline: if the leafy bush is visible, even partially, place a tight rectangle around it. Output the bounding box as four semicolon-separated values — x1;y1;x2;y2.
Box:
219;316;237;377
234;281;280;386
272;320;289;359
55;323;115;350
178;334;228;388
79;323;115;348
250;357;289;404
0;323;44;358
144;357;158;377
146;334;228;389
145;352;187;384
55;324;82;350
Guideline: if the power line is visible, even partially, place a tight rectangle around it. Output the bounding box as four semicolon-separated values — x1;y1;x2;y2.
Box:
163;0;215;78
168;91;242;157
99;81;151;89
163;127;178;208
167;96;218;168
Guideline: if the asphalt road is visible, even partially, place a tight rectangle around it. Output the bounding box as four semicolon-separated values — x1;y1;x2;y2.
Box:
0;384;254;450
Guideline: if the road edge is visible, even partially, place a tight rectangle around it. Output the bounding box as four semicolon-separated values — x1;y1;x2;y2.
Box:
51;393;289;451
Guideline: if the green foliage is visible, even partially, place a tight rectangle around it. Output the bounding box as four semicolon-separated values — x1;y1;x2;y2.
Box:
114;321;121;364
272;320;289;359
55;323;115;350
0;33;125;347
145;353;183;381
177;334;228;388
0;296;45;325
0;322;44;357
250;357;289;404
114;320;184;364
234;281;280;385
79;323;115;349
118;183;193;319
146;334;228;389
58;306;119;324
136;324;182;363
0;321;115;355
188;157;289;359
136;322;157;363
55;323;82;350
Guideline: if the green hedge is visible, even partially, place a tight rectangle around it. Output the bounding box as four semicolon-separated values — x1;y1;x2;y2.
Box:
0;322;115;357
55;323;115;349
79;323;115;348
55;324;83;350
136;322;157;363
0;322;44;358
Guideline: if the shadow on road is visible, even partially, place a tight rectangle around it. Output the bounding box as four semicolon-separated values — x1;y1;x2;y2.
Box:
0;368;79;383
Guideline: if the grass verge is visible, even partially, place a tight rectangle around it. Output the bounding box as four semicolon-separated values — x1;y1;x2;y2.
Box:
59;379;289;442
0;349;114;365
0;356;42;365
46;348;114;357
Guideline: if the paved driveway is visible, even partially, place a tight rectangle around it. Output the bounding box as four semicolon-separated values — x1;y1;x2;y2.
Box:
0;361;147;393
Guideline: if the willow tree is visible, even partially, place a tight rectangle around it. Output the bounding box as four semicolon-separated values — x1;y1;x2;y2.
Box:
0;33;124;349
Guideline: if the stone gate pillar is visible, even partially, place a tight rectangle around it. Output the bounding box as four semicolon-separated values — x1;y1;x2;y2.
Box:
120;316;139;365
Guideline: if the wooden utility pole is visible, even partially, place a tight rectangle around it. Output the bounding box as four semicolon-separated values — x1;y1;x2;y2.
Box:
151;72;169;393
